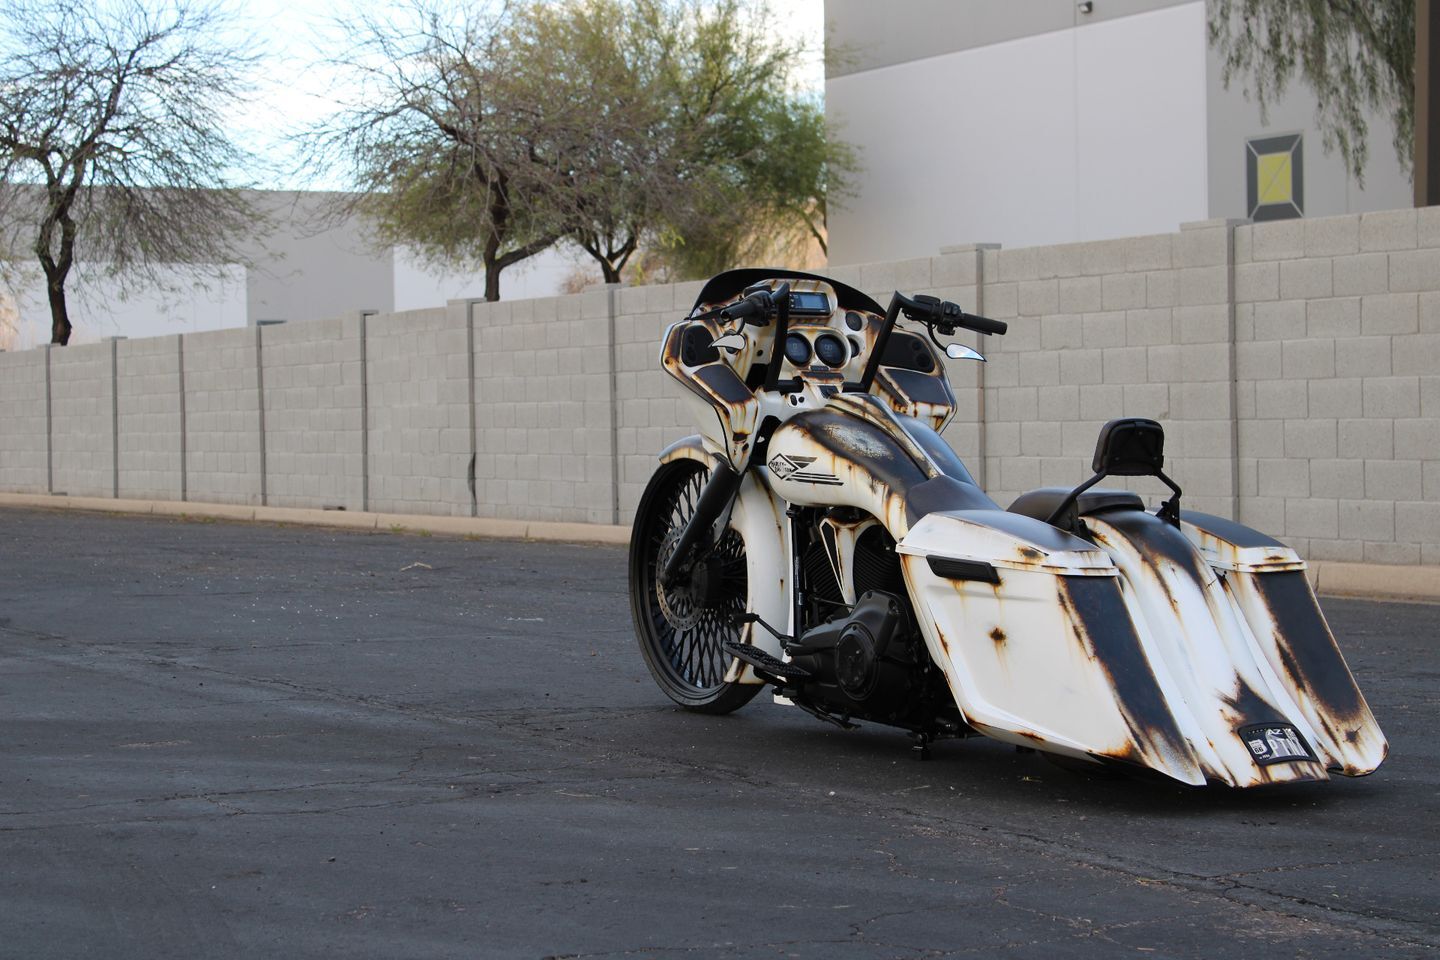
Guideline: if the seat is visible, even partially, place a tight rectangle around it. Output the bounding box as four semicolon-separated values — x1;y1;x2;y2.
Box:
1007;486;1144;523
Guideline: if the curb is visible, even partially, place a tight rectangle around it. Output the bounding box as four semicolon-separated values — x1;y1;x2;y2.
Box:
0;493;629;546
3;493;1438;601
1308;560;1440;604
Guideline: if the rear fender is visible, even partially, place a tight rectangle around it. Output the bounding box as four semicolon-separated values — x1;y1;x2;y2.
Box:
1180;512;1387;777
1087;510;1384;784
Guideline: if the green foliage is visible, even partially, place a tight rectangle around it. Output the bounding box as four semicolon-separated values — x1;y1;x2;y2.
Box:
631;0;855;279
316;0;857;295
497;0;856;281
1209;0;1414;184
502;0;680;282
658;90;851;280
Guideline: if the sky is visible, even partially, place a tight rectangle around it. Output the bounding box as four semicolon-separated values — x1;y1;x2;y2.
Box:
1;0;827;348
232;0;826;192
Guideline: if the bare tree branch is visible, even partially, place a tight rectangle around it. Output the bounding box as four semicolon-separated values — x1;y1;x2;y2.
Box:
299;0;564;301
0;0;268;344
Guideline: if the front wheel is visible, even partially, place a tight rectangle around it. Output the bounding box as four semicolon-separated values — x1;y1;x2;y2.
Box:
629;458;760;714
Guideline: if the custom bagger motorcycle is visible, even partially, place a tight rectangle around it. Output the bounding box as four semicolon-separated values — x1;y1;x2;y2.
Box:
628;269;1386;787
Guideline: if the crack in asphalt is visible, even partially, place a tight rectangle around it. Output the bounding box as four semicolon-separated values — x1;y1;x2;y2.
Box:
1220;850;1437;879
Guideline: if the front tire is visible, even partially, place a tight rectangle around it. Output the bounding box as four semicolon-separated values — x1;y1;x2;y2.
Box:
629;458;760;714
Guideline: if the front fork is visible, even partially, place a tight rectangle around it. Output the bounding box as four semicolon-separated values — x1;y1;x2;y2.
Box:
658;461;743;589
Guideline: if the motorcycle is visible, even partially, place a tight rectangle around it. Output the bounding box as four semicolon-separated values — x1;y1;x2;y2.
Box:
628;269;1387;788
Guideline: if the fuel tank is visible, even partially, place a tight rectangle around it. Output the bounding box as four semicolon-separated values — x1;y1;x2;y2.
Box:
762;396;995;537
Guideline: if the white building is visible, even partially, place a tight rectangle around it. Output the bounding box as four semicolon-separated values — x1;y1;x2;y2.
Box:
1;190;589;349
822;0;1413;264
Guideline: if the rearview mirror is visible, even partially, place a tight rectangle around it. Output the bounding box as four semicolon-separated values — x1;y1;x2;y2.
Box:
711;333;746;353
945;343;985;362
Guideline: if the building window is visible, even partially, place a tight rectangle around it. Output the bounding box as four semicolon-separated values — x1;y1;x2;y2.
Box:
1246;133;1304;221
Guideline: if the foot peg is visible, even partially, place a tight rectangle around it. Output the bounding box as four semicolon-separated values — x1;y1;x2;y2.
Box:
723;641;812;682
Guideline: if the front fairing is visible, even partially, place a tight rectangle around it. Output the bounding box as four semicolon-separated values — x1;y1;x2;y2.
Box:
659;276;961;470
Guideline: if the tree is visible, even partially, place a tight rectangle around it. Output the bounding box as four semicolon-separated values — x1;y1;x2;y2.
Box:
309;2;568;303
503;0;853;284
643;0;852;279
1208;0;1415;185
313;0;857;296
501;0;670;284
0;0;264;345
656;89;849;280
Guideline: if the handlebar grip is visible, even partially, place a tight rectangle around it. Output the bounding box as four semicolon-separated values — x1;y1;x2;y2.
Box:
904;293;1008;336
719;282;791;324
963;313;1007;336
719;297;763;322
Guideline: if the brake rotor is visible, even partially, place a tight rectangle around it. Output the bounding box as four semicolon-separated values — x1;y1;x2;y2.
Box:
655;529;704;629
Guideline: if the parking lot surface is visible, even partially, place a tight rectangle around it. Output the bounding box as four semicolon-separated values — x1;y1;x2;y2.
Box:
1;507;1437;959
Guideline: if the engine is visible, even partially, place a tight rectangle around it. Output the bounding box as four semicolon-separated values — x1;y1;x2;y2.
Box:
784;590;926;720
770;515;963;735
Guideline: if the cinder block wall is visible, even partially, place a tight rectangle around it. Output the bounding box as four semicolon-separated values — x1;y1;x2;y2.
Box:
366;307;469;516
116;336;182;501
1233;210;1440;566
0;349;49;494
3;210;1437;566
261;317;363;510
472;289;615;525
184;327;263;506
972;222;1240;517
49;342;114;498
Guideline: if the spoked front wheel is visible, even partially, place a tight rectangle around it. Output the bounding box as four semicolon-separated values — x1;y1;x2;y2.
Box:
629;458;760;714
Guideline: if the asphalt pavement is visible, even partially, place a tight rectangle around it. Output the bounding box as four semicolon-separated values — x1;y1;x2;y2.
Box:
0;507;1436;959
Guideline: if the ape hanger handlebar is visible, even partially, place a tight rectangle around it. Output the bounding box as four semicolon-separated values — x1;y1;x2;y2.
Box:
855;291;1006;392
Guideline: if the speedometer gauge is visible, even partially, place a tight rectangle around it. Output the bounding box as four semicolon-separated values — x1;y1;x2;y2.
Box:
784;333;812;366
814;333;848;368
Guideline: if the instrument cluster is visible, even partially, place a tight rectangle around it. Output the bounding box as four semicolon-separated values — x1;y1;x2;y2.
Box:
782;308;874;379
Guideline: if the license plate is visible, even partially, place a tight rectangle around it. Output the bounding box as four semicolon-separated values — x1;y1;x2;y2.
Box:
1239;723;1314;765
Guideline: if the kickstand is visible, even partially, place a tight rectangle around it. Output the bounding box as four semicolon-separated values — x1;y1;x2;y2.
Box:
910;731;932;761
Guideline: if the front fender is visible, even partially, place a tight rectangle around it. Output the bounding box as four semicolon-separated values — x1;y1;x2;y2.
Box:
657;436;789;676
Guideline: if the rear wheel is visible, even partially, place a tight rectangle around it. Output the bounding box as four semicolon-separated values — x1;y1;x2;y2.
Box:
629;458;760;714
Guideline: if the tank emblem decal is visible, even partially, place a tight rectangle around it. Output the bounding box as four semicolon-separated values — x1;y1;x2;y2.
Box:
767;453;842;485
